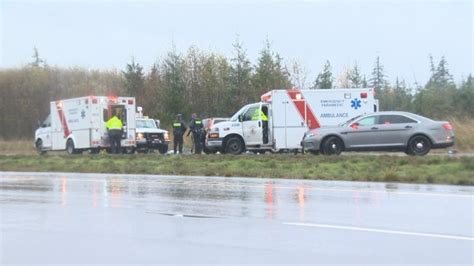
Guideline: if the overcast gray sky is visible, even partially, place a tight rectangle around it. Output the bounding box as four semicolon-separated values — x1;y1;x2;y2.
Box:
1;0;472;87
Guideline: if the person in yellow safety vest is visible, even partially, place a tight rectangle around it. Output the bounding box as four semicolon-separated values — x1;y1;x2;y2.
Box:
106;115;123;154
252;108;268;121
252;107;269;144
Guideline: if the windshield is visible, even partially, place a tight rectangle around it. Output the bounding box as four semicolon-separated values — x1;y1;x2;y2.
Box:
136;119;157;129
339;115;363;127
230;105;251;121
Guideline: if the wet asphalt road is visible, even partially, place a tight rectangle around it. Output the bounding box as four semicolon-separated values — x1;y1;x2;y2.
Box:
0;172;473;265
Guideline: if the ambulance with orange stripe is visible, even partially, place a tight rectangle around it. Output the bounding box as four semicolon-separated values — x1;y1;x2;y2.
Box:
205;88;378;154
35;96;136;154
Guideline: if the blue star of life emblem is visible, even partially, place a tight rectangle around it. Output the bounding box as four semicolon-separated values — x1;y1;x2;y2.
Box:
351;98;362;110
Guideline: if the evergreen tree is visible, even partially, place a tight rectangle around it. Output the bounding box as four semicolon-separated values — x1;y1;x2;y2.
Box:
349;63;362;88
229;39;253;110
142;63;162;117
369;56;387;92
313;60;333;89
414;56;456;118
30;47;45;68
252;40;291;99
161;50;187;120
455;74;474;117
122;58;145;97
426;56;454;89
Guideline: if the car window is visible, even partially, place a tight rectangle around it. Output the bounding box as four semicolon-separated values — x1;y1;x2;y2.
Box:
379;115;417;124
357;116;377;126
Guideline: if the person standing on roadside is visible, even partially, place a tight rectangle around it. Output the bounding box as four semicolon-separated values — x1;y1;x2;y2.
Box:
172;114;187;154
106;111;123;154
187;113;204;154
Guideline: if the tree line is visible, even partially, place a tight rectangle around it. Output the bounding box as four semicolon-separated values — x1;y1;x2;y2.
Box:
0;41;472;139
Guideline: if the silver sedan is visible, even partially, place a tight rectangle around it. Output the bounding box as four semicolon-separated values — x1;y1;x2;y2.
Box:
301;111;455;156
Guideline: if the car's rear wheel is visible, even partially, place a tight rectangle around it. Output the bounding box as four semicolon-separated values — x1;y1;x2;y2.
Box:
225;137;244;155
407;135;431;156
321;136;343;156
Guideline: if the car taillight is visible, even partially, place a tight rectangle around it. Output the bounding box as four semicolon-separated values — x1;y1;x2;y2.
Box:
443;123;453;130
360;92;368;99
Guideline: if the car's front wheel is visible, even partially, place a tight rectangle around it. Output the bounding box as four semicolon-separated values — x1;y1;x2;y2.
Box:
407;135;431;156
321;136;343;156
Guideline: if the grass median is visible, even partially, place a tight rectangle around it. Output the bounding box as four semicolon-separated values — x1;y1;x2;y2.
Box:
0;154;473;186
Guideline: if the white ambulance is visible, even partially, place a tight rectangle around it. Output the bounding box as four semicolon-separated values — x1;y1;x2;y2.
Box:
34;96;137;154
205;88;378;154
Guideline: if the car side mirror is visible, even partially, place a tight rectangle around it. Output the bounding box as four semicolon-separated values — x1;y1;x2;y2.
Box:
351;122;359;129
238;114;243;122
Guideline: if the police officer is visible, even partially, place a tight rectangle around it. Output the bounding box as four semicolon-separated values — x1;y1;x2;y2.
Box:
187;113;204;154
106;112;123;154
172;114;187;154
252;107;269;144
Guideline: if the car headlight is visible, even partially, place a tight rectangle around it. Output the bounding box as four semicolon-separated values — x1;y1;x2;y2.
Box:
136;133;144;140
164;132;169;141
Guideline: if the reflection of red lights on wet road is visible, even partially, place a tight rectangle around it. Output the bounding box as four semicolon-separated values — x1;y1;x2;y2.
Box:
265;183;274;219
110;179;122;209
61;177;67;206
297;186;305;222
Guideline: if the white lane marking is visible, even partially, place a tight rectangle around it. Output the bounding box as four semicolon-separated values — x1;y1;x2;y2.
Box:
1;171;473;199
283;222;474;241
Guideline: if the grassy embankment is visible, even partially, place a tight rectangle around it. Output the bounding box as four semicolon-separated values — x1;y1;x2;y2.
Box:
0;154;473;185
0;119;472;185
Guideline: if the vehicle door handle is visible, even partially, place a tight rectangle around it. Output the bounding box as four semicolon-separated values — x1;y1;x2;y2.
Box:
341;132;348;135
258;121;261;127
405;125;412;129
371;127;378;130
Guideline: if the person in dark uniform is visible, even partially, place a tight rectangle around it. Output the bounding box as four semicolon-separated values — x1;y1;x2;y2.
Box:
172;114;187;154
187;113;204;154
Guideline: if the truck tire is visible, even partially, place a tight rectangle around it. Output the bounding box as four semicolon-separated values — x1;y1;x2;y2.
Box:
158;145;168;154
321;136;343;156
36;139;46;155
406;135;431;156
225;137;244;155
66;139;81;155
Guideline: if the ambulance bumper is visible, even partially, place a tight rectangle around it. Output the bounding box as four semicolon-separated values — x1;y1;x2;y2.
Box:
206;138;223;148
